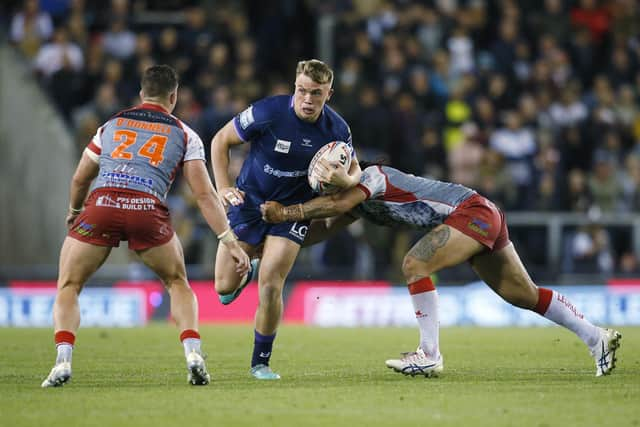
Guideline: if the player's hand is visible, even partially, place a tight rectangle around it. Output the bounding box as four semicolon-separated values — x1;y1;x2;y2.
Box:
219;187;245;207
223;240;251;274
313;158;352;189
260;201;286;223
65;211;80;229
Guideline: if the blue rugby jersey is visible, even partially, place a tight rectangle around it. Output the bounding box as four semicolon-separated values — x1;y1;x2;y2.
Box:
232;95;353;207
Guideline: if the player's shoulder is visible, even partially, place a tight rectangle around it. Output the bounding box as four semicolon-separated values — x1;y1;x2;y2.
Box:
252;95;291;114
173;117;202;141
323;104;351;138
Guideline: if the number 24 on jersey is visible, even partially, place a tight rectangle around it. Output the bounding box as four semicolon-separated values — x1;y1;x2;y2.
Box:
111;129;168;167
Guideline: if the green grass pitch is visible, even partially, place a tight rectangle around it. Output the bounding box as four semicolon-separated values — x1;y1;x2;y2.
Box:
1;325;638;427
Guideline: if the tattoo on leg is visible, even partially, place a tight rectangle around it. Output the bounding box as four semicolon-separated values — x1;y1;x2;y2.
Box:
408;226;451;262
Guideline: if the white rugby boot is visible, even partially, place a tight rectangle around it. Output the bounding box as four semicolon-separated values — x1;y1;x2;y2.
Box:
186;351;210;385
41;362;72;388
591;328;622;377
385;348;443;378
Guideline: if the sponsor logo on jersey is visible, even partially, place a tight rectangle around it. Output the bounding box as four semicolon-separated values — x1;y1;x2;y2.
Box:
238;106;254;129
96;195;121;208
101;171;154;189
289;222;308;240
274;139;291;154
96;195;156;211
263;164;307;178
467;218;490;237
74;221;95;237
301;138;313;147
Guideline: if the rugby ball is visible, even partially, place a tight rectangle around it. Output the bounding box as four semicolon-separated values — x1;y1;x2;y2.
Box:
308;141;352;195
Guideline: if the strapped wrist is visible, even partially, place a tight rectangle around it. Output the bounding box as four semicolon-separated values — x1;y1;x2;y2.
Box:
217;228;238;243
69;205;82;214
284;204;304;221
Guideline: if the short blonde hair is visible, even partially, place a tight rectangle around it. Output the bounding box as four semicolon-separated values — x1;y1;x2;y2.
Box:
296;59;333;86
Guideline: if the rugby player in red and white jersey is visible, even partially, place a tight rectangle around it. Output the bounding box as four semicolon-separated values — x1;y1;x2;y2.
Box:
42;65;250;388
261;161;622;378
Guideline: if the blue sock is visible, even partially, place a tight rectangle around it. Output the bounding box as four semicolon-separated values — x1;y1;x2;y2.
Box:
251;330;276;367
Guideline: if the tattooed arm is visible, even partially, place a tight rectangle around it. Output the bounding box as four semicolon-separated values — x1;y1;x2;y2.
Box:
261;186;368;223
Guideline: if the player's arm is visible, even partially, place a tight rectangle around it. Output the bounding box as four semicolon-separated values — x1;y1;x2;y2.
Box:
210;119;245;206
260;186;367;223
183;159;250;273
66;150;99;227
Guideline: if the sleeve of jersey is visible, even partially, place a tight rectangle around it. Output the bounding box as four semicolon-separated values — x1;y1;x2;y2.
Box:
233;98;272;142
345;126;356;159
84;127;103;162
356;167;386;200
183;124;206;162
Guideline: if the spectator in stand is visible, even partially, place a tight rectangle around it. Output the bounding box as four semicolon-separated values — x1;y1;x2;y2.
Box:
72;82;120;128
621;155;640;212
34;26;83;79
529;0;570;45
588;151;624;213
549;84;588;129
563;169;591;213
489;110;537;209
420;127;447;180
448;122;485;189
477;148;517;210
101;18;136;60
447;25;474;76
532;131;562;211
571;0;611;44
569;27;597;87
10;0;54;58
491;18;520;77
567;223;614;275
349;85;391;162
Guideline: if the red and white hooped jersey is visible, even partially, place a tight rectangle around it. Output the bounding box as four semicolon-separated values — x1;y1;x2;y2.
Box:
354;165;476;229
85;103;205;203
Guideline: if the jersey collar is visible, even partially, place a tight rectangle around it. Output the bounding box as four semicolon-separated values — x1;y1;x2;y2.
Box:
139;102;170;114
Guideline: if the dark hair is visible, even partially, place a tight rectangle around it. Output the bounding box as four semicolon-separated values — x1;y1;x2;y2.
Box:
141;64;178;98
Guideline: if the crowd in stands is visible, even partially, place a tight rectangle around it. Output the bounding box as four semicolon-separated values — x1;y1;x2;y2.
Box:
3;0;640;279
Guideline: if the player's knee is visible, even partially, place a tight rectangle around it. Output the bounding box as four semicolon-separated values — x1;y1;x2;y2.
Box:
160;272;188;291
214;276;237;295
57;278;83;294
401;255;432;281
258;281;283;305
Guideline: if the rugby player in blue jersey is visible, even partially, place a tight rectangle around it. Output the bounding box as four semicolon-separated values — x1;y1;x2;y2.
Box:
210;59;362;379
261;162;622;378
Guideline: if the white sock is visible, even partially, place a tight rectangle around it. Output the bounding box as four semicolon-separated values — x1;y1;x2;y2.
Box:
540;289;601;349
183;338;201;358
56;344;73;364
408;282;440;359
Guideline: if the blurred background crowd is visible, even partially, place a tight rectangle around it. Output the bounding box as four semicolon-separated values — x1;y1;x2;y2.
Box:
2;0;640;281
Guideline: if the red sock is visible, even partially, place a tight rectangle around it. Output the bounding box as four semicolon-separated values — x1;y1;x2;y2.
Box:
54;330;76;346
408;277;436;294
534;287;553;315
180;329;200;342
